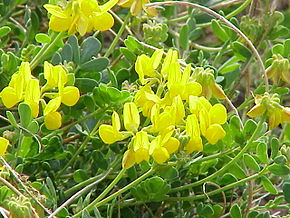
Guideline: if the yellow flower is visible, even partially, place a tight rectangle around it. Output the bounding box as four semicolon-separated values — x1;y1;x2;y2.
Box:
199;103;227;144
185;114;203;153
99;111;126;144
150;104;175;132
135;85;160;117
44;97;62;130
167;63;202;101
0;62;31;108
42;61;68;92
133;131;150;163
247;93;290;129
0;137;9;156
124;102;140;132
135;49;163;85
149;130;179;164
24;79;41;118
44;0;118;36
122;149;136;169
118;0;157;16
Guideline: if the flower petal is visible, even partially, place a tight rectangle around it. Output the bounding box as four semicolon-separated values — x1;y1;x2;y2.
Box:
0;137;9;156
44;111;62;130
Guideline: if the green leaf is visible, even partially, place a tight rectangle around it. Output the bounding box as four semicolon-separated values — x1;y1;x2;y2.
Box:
120;47;137;61
157;167;179;180
61;44;73;62
232;41;252;59
80;37;101;63
256;142;268;164
83;95;95;112
274;155;287;165
68;35;80;64
218;62;240;74
201;205;214;217
107;87;121;101
270;137;279;159
35;33;51;43
268;164;290;176
18;136;33;158
0;26;11;38
6;111;18;128
243;154;260;171
271;44;284;55
283;39;290;57
93;151;108;170
189;27;202;40
73;169;89;183
230;204;242;218
261;176;278;194
75;78;99;93
211;20;229;42
27;120;39;134
231;163;247;179
220;173;238;185
80;57;109;72
179;24;189;50
18;102;32;128
282;182;290;203
107;69;118;88
243;119;257;140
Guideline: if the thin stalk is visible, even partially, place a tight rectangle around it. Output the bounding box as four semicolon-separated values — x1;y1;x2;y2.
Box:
73;168;127;217
104;13;131;58
73;167;155;217
170;114;266;193
30;32;64;70
49;169;113;218
109;10;133;35
57;116;104;176
146;1;268;91
167;167;267;201
0;176;23;197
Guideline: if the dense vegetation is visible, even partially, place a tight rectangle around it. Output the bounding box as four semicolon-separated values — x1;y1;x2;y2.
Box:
0;0;289;217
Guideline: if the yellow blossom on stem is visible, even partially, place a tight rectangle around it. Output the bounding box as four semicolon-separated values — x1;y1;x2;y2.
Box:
133;131;150;163
124;102;140;132
0;62;32;108
135;85;160;117
0;137;9;157
247;93;290;129
44;0;118;36
44;97;62;130
99;111;126;144
185;114;203;153
135;49;163;85
122;149;136;169
24;79;41;118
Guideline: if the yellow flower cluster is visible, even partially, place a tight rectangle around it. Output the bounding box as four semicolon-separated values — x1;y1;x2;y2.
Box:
0;62;80;130
247;93;290;129
44;0;118;36
99;49;228;168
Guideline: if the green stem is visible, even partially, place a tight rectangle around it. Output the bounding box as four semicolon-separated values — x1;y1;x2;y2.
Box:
167;167;267;201
64;158;120;198
73;168;127;217
170;114;266;193
104;13;131;58
73;167;155;217
56;116;105;176
30;32;64;70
